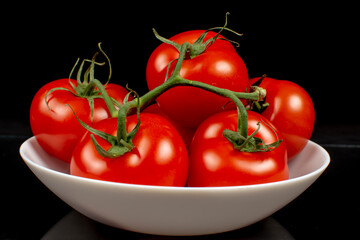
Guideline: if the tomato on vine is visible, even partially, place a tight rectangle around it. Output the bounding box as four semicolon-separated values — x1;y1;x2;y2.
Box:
29;15;301;189
146;28;249;128
30;79;128;163
188;110;288;187
30;45;128;163
70;113;189;187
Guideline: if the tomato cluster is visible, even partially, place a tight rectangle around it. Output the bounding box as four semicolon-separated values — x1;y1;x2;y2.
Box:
30;26;314;188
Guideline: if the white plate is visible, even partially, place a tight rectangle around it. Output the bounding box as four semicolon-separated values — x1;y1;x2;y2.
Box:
20;136;330;236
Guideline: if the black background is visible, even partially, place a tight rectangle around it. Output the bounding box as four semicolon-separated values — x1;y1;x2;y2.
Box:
2;2;359;239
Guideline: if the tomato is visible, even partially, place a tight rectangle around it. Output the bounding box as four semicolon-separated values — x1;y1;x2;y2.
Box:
30;78;128;163
250;77;315;160
146;30;249;128
187;110;288;187
70;113;189;187
143;103;196;149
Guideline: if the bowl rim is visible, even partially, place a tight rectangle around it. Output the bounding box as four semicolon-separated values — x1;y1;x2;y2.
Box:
20;136;330;192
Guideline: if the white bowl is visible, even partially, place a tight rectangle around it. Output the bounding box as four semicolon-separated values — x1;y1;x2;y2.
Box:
20;136;330;236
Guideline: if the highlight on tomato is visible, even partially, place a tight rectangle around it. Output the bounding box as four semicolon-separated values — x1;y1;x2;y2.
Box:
187;110;289;187
143;103;196;149
70;113;189;187
249;76;315;160
146;28;249;128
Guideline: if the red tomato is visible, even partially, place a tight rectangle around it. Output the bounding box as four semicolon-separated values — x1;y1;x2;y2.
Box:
70;113;189;187
251;77;315;160
143;103;196;149
146;30;249;128
30;78;128;163
188;111;288;187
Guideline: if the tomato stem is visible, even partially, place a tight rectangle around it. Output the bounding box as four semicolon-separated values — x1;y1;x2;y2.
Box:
152;12;242;60
86;39;269;155
130;42;262;111
92;79;118;118
122;42;255;141
124;42;193;112
72;32;272;156
117;105;129;142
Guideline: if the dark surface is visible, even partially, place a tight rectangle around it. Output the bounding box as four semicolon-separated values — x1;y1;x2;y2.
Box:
1;123;359;239
2;2;358;239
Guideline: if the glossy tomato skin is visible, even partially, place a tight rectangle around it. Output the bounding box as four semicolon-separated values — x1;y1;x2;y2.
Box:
70;113;189;187
188;111;288;187
251;77;315;160
146;30;249;128
143;103;196;149
30;78;128;163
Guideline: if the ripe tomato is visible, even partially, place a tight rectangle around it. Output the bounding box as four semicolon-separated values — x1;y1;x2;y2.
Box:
30;78;128;163
70;113;189;187
187;111;288;187
250;77;315;160
143;103;196;149
146;30;249;128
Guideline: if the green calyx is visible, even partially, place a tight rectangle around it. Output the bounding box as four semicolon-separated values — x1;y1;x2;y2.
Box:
247;75;270;113
152;12;243;59
223;122;283;152
45;43;118;122
68;90;141;159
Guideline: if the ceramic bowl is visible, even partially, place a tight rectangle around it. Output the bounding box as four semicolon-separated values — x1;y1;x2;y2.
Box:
20;136;330;236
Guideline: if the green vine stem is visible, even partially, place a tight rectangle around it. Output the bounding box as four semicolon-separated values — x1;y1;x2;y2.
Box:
126;43;262;108
75;39;271;157
121;42;260;139
91;79;118;118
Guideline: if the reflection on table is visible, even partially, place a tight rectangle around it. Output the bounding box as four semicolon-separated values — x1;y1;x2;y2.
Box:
42;211;294;240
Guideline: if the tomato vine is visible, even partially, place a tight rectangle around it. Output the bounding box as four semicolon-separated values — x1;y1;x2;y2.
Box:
45;43;119;121
76;33;281;158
